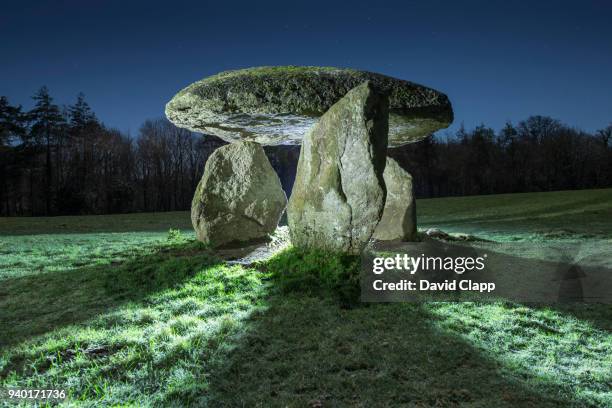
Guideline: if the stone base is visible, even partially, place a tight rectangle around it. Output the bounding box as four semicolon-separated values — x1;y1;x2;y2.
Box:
191;141;287;248
373;157;417;242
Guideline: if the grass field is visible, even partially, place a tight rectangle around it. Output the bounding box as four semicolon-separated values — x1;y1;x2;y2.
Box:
417;188;612;242
0;189;611;406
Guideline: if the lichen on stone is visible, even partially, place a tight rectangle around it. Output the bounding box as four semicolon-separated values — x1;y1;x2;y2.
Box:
166;66;453;147
191;141;287;247
287;81;388;254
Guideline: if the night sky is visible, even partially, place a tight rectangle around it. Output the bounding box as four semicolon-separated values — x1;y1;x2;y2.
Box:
2;0;611;136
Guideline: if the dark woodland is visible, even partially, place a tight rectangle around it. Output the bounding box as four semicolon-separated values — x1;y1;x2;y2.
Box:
0;89;610;216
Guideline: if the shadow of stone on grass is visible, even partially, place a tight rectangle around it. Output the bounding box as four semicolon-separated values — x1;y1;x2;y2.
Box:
199;241;611;407
203;295;585;407
0;242;218;348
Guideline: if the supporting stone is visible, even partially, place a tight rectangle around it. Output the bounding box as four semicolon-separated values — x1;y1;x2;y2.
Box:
287;81;388;254
191;141;287;247
373;157;417;241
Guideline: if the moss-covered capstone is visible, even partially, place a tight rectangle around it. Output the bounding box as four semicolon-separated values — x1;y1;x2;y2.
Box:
373;157;417;241
191;141;287;247
287;81;388;254
166;66;453;147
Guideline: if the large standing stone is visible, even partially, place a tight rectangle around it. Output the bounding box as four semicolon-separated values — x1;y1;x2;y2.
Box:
191;141;287;247
373;158;417;241
166;66;453;147
287;81;388;254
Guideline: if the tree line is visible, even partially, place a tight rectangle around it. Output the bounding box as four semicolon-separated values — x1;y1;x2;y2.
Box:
0;88;610;216
390;117;612;198
0;88;225;216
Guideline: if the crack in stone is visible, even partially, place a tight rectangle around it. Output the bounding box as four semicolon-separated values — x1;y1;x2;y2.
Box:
337;121;353;251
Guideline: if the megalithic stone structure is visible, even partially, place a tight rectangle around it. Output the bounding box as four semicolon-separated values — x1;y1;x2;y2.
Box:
287;81;389;254
166;66;453;253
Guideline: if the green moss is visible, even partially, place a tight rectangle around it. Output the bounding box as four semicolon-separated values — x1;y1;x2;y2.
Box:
202;65;357;83
166;65;453;146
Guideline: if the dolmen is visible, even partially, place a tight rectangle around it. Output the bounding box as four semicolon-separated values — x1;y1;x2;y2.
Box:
165;66;453;251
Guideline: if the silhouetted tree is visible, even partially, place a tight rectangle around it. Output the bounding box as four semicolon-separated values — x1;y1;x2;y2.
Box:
0;97;26;214
598;124;611;148
0;97;26;146
28;87;65;215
